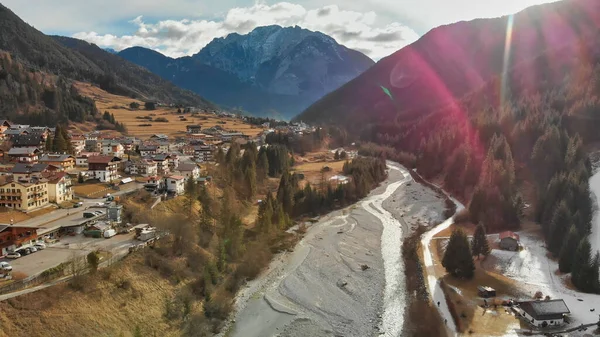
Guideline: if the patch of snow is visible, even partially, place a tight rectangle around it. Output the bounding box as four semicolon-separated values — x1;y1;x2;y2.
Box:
490;232;600;327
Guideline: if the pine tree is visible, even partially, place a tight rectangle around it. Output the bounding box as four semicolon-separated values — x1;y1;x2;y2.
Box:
53;129;67;153
244;165;257;201
257;193;274;233
558;225;579;273
45;136;53;152
334;150;340;160
198;186;212;218
571;238;592;292
548;201;571;256
257;150;269;182
442;228;475;279
471;223;491;260
590;252;600;294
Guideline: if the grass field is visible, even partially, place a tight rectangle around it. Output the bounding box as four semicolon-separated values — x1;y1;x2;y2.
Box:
73;182;109;198
292;159;347;187
0;206;57;224
75;82;266;139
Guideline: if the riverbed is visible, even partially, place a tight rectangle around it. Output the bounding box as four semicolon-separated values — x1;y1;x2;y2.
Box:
225;162;446;337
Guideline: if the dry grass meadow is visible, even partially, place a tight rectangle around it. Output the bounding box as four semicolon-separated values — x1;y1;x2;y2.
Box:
74;82;266;139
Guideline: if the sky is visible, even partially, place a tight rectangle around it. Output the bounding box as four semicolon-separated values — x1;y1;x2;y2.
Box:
3;0;559;60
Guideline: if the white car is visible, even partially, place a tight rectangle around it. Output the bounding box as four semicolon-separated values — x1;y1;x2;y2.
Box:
34;243;46;250
5;252;20;259
28;246;37;253
0;261;12;271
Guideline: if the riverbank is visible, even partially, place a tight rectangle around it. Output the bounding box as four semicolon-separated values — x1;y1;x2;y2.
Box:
226;162;447;337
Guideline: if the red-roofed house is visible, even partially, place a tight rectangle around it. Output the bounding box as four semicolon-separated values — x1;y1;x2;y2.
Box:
499;231;520;251
87;156;121;182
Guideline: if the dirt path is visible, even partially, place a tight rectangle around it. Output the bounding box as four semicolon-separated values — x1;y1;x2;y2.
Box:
224;162;447;337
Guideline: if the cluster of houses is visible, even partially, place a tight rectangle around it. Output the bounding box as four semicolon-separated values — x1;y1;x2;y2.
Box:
0;120;259;214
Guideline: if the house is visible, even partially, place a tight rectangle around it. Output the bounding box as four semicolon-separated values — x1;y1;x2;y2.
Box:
7;147;40;163
0;224;39;256
0;176;49;212
149;154;171;175
107;204;123;223
157;141;170;154
176;162;200;181
87;156;121;182
76;152;100;167
477;286;496;298
11;163;54;179
181;145;195;156
125;159;158;177
38;154;75;171
11;132;45;148
186;125;202;134
219;132;246;142
150;134;169;141
193;145;214;162
329;175;350;185
44;172;73;204
4;128;29;137
0;120;12;140
165;175;185;195
101;141;125;158
143;176;164;192
516;299;570;327
70;134;86;154
167;154;179;171
139;144;159;157
499;231;520;251
120;138;135;152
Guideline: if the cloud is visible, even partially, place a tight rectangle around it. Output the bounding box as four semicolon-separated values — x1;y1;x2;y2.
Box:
72;2;419;60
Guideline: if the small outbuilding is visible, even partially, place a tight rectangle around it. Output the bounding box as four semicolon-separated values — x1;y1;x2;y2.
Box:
477;286;496;298
517;299;570;327
499;231;520;251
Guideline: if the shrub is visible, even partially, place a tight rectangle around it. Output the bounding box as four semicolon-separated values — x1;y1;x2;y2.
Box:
138;124;152;127
154;117;169;123
129;102;140;109
454;209;471;224
203;291;233;320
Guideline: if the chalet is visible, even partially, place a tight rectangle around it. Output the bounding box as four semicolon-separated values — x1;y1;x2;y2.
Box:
38;154;75;171
139;144;159;157
76;152;100;167
43;172;73;204
186;125;202;134
165;175;185;195
120;138;135;152
157;141;170;154
219;132;246;142
70;134;86;154
477;286;496;298
0;224;39;256
85;139;102;152
193;145;213;162
7;147;40;163
149;154;171;175
167;154;179;171
150;134;169;141
87;156;121;182
0;120;12;140
0;176;49;212
101;140;125;158
329;175;350;185
11;132;45;148
143;176;164;192
125;159;158;177
499;231;520;251
516;299;570;327
176;162;200;181
4;128;29;137
11;163;55;179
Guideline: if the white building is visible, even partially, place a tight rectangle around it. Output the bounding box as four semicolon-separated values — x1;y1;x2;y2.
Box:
176;162;200;181
516;300;570;328
101;141;125;158
165;175;185;195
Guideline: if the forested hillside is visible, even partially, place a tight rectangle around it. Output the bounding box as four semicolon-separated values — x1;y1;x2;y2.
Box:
0;2;213;125
297;0;600;293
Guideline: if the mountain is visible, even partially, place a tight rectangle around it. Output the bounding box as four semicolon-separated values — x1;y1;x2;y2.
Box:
118;25;374;119
296;0;600;127
104;48;118;54
0;2;213;125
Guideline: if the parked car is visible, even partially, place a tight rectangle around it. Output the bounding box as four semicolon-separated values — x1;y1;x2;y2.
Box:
96;202;104;206
28;246;38;253
73;201;84;208
0;261;13;270
16;248;30;256
5;252;20;259
34;243;46;250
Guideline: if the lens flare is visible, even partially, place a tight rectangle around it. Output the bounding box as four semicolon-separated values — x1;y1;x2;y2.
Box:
500;14;514;105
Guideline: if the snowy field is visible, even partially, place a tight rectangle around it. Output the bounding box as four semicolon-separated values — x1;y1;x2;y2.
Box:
488;232;600;328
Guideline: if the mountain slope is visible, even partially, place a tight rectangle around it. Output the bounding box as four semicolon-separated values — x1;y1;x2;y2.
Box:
119;25;374;119
0;3;212;112
296;0;600;126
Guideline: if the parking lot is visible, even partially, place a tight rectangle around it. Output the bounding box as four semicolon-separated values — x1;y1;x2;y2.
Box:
1;232;137;277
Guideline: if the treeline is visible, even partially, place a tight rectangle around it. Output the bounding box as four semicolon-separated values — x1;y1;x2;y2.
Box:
265;126;349;155
244;116;288;128
0;53;98;125
99;111;128;133
44;124;75;154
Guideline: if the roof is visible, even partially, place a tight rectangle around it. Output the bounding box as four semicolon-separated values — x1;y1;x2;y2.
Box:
39;154;74;162
477;286;495;292
8;147;39;155
168;175;185;180
150;134;169;139
139;145;159;151
4;129;27;135
177;162;198;172
152;154;171;161
11;163;49;174
11;133;45;147
0;120;12;127
519;300;570;320
87;156;121;164
499;231;520;241
42;172;68;183
77;152;100;158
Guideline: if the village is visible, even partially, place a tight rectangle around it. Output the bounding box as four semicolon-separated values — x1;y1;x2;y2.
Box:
0;114;316;286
